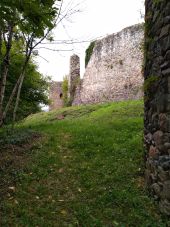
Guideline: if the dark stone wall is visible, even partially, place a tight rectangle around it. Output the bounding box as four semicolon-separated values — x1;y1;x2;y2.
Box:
144;0;170;215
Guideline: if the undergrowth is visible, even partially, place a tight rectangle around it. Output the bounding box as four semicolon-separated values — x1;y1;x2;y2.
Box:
0;100;169;226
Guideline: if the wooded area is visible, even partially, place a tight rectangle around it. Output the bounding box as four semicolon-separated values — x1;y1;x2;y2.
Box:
0;0;62;126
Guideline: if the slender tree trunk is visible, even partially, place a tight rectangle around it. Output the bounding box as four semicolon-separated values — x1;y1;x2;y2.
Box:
0;54;30;126
13;44;33;127
0;29;2;61
1;74;22;126
0;25;13;124
12;68;26;125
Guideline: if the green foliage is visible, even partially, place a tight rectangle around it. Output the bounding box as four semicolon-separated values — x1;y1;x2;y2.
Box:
3;42;49;123
153;0;163;6
0;0;61;125
0;100;168;226
85;41;95;67
0;0;59;37
62;76;69;107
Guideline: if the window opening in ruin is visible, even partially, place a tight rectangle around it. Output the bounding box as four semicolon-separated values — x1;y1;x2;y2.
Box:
59;93;63;98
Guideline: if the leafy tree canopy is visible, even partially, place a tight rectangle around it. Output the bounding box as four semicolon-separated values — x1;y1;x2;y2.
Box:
3;42;50;123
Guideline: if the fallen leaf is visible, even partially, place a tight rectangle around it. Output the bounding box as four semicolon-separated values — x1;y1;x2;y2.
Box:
78;188;82;192
58;168;64;173
60;210;67;215
14;199;19;204
8;186;15;192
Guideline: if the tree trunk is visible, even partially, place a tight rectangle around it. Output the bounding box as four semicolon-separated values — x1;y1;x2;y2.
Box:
12;69;26;125
12;54;31;125
0;29;2;61
0;74;22;126
0;25;13;124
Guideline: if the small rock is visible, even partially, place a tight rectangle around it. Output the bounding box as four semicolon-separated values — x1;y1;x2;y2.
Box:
162;161;170;171
160;181;170;200
153;130;163;147
164;143;170;149
149;145;159;158
58;168;64;173
159;113;168;131
159;199;170;215
145;133;153;144
151;183;161;196
158;167;169;181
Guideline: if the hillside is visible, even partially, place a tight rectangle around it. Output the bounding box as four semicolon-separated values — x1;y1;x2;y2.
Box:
0;100;168;226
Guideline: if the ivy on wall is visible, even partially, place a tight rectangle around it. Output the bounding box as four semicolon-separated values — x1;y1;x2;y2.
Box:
62;76;69;107
85;41;96;68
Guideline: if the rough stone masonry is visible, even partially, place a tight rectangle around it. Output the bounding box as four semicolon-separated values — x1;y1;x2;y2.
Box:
73;23;144;105
49;23;144;109
49;81;63;110
144;0;170;215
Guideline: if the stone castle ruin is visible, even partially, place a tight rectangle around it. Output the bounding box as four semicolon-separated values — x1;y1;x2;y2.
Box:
49;81;63;110
49;23;144;110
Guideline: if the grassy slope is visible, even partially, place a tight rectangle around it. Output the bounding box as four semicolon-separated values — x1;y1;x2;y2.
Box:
0;100;168;226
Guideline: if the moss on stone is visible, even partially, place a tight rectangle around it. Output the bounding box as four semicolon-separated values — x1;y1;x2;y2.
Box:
143;75;159;93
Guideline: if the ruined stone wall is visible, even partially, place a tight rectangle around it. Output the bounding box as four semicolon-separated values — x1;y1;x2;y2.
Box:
144;0;170;215
68;55;80;104
49;82;63;110
76;24;144;104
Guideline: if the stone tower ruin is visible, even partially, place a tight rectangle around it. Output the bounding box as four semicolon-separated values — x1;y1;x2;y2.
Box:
68;54;80;104
49;81;63;110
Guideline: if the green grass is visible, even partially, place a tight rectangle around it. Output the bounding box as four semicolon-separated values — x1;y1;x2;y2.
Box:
0;100;168;226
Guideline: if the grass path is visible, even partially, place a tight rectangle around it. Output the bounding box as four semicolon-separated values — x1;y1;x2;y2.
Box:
0;100;168;226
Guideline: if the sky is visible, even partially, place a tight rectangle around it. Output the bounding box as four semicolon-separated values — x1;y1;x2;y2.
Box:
35;0;144;81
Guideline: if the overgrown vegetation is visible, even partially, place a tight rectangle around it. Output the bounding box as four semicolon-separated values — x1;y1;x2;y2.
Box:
3;43;49;124
0;0;62;126
62;76;69;107
85;41;96;67
143;75;159;93
0;100;168;226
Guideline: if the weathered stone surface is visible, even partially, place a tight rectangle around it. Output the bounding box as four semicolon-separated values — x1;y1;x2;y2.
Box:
159;113;169;131
49;82;63;110
158;167;169;182
145;0;170;216
164;16;170;25
74;24;144;104
145;133;153;144
159;199;170;215
149;145;159;158
152;183;161;196
153;130;164;147
165;50;170;60
161;61;170;70
159;24;170;39
68;55;80;104
162;68;170;76
165;143;170;149
161;181;170;199
160;36;170;54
